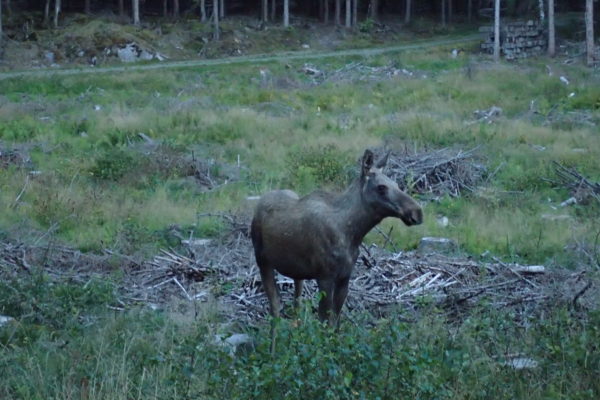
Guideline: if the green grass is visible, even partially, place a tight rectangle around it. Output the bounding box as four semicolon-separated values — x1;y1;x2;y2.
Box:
1;42;600;399
1;270;599;399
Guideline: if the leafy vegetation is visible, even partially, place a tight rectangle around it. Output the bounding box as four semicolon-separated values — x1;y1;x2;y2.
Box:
1;38;600;399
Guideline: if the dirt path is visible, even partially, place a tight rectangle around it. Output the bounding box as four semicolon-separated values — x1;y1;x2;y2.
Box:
0;34;481;81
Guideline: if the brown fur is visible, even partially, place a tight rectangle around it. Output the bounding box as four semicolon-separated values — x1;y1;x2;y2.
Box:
251;150;423;324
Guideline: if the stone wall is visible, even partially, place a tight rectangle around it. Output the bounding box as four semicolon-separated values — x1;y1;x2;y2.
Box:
480;20;547;60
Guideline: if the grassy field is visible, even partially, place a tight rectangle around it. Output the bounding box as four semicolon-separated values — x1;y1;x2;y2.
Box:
1;35;600;399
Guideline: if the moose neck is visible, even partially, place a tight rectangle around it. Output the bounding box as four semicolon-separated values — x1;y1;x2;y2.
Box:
334;179;384;248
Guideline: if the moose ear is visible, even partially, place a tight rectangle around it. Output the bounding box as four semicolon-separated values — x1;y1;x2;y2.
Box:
375;150;391;169
361;149;374;177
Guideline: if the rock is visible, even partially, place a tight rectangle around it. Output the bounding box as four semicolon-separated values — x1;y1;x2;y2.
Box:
418;237;458;255
215;333;254;355
44;51;55;64
117;44;139;63
139;50;154;61
301;43;310;49
436;216;449;227
0;315;14;327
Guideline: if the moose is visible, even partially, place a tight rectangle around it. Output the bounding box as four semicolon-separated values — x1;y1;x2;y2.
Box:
251;149;423;325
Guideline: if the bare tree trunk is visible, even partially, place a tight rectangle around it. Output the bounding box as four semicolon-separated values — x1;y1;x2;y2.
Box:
173;0;180;18
538;0;545;23
163;0;167;17
283;0;289;26
6;0;11;18
132;0;140;25
371;0;378;21
547;0;555;57
441;0;446;27
335;0;340;24
324;0;329;23
219;0;224;18
271;0;276;21
200;0;206;21
0;0;3;45
85;0;91;14
405;0;411;24
352;0;358;26
213;0;220;40
54;0;61;28
493;0;500;62
262;0;268;22
345;0;351;27
118;0;124;17
44;0;51;25
448;0;452;23
586;0;594;66
468;0;472;23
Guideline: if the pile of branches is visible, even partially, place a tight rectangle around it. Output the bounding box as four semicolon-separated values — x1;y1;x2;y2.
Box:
224;244;597;324
384;147;487;198
552;161;600;204
301;62;421;86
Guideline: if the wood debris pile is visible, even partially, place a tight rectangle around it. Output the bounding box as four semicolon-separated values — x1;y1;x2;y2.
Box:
383;147;487;197
2;223;597;323
302;62;421;85
552;161;600;204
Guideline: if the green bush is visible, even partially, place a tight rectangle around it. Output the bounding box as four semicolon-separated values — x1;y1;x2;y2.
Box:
89;149;140;181
287;145;352;192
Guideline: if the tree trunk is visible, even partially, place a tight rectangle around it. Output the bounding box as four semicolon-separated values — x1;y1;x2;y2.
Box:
585;0;594;66
132;0;140;25
441;0;446;27
448;0;452;23
219;0;224;18
335;0;340;24
405;0;411;24
200;0;206;21
262;0;268;22
44;0;51;25
173;0;179;18
345;0;351;27
468;0;472;23
493;0;500;62
0;0;3;45
352;0;358;26
213;0;220;40
371;0;378;21
283;0;289;27
538;0;544;23
54;0;61;28
324;0;329;23
118;0;124;17
271;0;276;21
6;0;11;18
547;0;555;57
163;0;167;17
85;0;91;14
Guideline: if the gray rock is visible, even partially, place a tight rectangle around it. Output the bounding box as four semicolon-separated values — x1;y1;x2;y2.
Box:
44;51;55;64
139;50;154;61
215;333;255;355
0;315;14;327
418;237;458;255
117;44;138;63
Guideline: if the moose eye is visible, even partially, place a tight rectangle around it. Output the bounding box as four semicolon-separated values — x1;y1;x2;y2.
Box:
377;185;387;195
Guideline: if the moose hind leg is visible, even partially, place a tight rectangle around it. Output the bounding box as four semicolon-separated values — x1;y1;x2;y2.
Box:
259;266;281;318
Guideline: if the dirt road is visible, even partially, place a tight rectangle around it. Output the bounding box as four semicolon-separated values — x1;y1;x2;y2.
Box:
0;34;481;81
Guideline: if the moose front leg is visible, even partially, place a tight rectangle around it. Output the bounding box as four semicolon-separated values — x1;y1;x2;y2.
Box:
332;277;350;325
317;279;335;323
293;279;304;309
